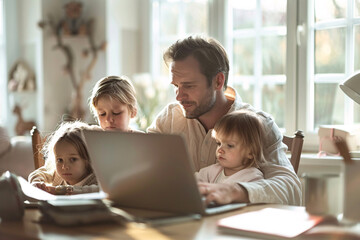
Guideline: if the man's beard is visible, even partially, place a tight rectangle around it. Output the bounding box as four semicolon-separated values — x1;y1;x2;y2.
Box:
182;90;216;119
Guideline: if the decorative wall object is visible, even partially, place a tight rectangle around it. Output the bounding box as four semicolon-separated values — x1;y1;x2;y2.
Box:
8;61;36;92
38;1;106;120
12;104;36;136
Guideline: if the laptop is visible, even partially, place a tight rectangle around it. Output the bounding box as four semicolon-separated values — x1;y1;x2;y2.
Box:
82;130;247;222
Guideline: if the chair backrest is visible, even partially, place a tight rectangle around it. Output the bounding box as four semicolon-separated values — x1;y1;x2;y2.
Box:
30;126;45;169
282;130;304;174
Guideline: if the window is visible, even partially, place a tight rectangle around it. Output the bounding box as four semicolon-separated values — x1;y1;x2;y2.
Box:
298;0;360;149
227;0;287;129
146;0;209;128
150;0;360;151
151;0;209;78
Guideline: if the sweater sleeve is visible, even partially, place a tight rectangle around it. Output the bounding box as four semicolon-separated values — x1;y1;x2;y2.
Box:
27;162;55;184
72;185;100;194
72;173;99;194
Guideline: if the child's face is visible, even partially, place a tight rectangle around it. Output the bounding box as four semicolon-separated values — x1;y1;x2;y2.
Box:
54;140;88;185
214;132;253;176
95;95;135;131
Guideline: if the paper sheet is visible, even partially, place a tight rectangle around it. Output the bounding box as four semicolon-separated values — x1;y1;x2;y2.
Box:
18;177;107;201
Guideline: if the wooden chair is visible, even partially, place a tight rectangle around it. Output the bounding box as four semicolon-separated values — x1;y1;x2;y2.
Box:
30;126;45;169
282;130;305;174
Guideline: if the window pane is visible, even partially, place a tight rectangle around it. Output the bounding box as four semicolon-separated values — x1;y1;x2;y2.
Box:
233;81;254;105
232;1;256;29
262;36;286;75
355;103;360;123
185;1;208;33
355;25;360;72
160;43;170;76
0;1;2;37
314;83;344;128
355;0;360;17
261;0;286;27
233;38;254;75
262;84;285;128
315;0;347;22
315;28;345;74
160;2;179;37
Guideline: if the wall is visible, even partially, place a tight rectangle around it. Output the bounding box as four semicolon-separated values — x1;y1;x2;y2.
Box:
106;0;142;78
5;0;39;136
41;0;107;131
4;0;143;135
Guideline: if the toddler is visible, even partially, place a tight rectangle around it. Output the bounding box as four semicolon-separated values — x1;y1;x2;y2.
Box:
196;109;265;183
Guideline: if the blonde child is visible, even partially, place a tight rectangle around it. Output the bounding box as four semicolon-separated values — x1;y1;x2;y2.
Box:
196;109;265;184
28;121;100;195
89;75;141;132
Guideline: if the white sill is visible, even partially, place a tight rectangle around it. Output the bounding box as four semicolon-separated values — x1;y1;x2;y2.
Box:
297;153;345;175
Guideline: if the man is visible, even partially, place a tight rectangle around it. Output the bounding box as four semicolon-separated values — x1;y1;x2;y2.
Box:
147;36;301;206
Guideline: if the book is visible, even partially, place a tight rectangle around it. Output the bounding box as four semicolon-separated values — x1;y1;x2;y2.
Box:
217;207;337;239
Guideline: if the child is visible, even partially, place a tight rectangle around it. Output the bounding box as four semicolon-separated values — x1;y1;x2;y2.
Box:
89;75;141;132
196;109;265;183
28;121;100;195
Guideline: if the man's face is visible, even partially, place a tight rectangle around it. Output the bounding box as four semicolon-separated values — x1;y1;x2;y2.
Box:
170;55;216;118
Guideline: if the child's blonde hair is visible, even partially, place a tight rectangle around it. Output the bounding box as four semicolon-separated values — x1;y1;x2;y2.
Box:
88;75;137;122
212;109;265;168
42;121;98;174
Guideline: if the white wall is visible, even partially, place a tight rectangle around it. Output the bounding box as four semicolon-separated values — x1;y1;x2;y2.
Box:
4;0;146;135
4;0;36;136
106;0;142;78
38;0;106;131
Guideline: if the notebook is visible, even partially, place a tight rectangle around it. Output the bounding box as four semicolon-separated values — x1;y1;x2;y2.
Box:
217;207;337;240
82;130;247;221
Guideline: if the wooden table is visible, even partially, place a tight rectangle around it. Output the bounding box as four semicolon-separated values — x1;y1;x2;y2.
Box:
0;204;359;240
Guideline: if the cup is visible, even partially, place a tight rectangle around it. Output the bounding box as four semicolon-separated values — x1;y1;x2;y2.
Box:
302;173;341;216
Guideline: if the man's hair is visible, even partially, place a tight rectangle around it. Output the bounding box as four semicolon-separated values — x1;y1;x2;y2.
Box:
212;110;266;168
88;75;137;121
163;36;229;89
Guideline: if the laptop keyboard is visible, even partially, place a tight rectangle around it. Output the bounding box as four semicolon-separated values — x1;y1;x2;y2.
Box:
206;201;220;208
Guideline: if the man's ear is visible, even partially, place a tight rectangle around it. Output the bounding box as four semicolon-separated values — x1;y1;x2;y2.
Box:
214;72;225;90
131;108;137;118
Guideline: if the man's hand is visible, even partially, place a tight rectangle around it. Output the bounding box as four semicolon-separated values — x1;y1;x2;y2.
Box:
198;182;250;205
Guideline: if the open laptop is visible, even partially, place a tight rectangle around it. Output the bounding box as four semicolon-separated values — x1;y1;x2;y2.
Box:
82;130;247;222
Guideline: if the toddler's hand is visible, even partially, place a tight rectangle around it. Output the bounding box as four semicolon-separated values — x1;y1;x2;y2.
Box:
31;182;56;194
31;182;47;191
